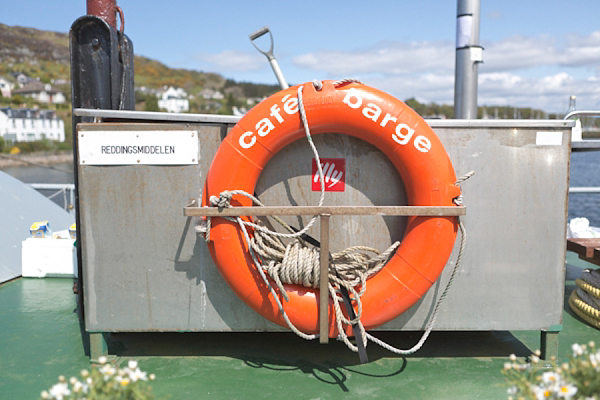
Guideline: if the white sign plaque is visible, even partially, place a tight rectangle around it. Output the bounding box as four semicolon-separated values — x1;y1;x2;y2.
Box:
78;130;199;165
536;131;563;146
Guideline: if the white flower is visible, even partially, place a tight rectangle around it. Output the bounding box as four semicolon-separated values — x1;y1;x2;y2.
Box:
532;384;557;400
72;380;83;393
69;376;78;385
128;360;138;369
557;384;577;399
130;368;148;382
48;382;71;400
531;355;540;364
572;343;584;356
40;391;49;399
99;364;116;381
530;384;545;400
98;355;107;364
507;386;518;395
517;362;531;370
542;371;560;385
509;354;517;361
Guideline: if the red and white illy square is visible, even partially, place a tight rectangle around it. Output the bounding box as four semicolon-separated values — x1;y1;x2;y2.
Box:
312;158;345;192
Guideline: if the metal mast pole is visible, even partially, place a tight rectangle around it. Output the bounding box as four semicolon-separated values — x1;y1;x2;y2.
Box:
454;0;483;119
70;0;135;311
86;0;117;28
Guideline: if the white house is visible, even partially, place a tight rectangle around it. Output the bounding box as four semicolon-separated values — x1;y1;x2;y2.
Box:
12;82;66;104
157;86;189;113
0;77;14;98
0;108;65;142
12;72;31;87
199;88;224;100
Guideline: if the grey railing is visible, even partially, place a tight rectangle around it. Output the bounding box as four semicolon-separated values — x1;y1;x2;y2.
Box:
29;183;76;215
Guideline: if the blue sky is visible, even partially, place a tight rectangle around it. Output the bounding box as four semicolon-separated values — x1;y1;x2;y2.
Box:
3;0;600;112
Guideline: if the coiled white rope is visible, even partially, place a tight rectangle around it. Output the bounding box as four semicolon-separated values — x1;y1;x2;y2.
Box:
201;79;473;355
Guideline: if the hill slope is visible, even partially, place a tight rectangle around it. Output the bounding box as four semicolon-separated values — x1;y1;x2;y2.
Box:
0;23;279;99
0;24;70;64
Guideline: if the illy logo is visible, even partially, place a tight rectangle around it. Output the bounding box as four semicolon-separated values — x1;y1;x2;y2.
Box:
312;158;345;192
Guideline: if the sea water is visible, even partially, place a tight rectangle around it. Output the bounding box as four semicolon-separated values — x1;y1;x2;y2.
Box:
569;151;600;227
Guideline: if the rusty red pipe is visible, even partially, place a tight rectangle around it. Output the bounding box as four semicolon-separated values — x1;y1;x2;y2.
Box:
87;0;117;29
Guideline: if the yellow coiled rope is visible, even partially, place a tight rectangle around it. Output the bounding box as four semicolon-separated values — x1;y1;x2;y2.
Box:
569;273;600;330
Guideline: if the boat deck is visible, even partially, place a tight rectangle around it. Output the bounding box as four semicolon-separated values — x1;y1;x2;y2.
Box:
1;252;598;399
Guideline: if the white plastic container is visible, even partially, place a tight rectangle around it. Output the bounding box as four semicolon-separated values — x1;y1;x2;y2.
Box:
21;238;77;278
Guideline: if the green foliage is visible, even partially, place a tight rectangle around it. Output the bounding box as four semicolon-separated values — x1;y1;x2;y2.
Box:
40;358;156;400
502;342;600;399
0;135;5;152
14;139;59;153
143;94;160;112
10;94;24;105
223;79;280;98
133;56;224;90
219;93;236;115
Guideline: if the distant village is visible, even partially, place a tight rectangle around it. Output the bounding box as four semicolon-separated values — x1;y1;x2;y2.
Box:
3;70;597;148
0;73;67;144
0;72;268;146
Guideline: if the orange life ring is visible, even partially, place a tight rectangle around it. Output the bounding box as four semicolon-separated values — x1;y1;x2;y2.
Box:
203;80;461;337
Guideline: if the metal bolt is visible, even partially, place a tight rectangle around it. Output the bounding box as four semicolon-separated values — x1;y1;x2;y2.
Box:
91;38;99;49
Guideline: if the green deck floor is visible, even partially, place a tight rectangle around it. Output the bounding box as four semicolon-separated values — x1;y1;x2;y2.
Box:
1;252;598;400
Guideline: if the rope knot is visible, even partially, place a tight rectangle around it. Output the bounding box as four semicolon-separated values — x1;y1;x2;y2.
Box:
210;192;234;208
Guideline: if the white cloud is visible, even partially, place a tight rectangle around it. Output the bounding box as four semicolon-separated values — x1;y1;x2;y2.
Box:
293;40;455;76
483;32;600;71
289;31;600;111
563;31;600;67
482;35;560;71
477;72;600;111
200;50;264;72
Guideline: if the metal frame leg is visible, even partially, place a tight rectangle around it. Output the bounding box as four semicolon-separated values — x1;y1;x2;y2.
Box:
540;327;561;360
90;332;108;362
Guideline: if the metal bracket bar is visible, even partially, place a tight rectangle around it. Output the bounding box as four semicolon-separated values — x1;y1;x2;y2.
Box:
183;201;466;217
564;110;600;120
